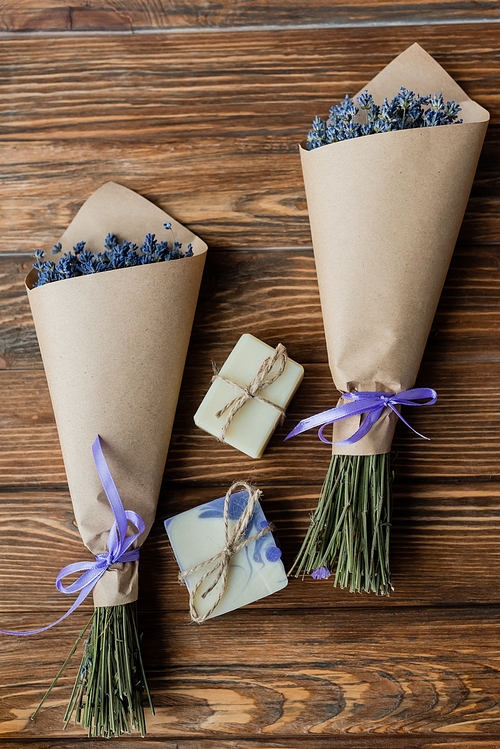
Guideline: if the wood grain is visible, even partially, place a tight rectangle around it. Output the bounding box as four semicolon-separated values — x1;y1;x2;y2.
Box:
1;242;499;484
1;360;499;486
2;742;500;749
0;26;498;251
1;11;500;747
1;242;500;370
0;0;499;33
1;607;500;738
0;244;500;372
0;132;497;251
0;481;499;614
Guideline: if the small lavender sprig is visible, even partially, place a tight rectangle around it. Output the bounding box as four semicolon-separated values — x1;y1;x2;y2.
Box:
33;223;194;287
306;87;462;150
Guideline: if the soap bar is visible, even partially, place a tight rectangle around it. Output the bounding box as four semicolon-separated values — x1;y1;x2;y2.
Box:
165;489;287;620
194;334;304;459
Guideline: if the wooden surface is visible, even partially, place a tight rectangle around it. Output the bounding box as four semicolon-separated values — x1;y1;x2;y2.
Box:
0;3;500;746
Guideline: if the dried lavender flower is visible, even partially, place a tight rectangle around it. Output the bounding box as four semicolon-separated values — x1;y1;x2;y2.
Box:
311;566;331;580
33;226;194;288
306;87;462;150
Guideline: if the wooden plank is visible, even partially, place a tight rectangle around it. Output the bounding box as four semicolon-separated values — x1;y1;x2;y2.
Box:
1;242;499;487
0;21;498;748
1;243;499;370
167;359;500;483
0;0;499;33
1;607;500;738
0;255;40;370
0;26;497;250
1;29;497;135
1;358;499;487
0;481;499;613
2;741;500;749
0;132;497;252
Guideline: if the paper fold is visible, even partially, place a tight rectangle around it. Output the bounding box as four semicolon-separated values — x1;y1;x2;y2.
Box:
26;182;207;606
300;44;489;454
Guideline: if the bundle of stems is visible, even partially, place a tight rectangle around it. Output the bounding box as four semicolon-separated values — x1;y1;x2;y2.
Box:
289;454;393;595
34;602;153;738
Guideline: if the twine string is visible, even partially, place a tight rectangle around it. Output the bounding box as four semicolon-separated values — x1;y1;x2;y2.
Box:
212;343;288;441
178;481;273;624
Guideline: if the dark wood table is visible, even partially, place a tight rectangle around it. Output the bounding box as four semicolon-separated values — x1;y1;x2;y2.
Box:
1;3;499;747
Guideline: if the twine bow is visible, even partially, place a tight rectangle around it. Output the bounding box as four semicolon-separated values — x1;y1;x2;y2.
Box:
0;435;144;636
179;481;273;624
213;343;288;441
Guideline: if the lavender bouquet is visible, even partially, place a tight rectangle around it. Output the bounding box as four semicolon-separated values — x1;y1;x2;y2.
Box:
287;44;489;594
19;182;207;736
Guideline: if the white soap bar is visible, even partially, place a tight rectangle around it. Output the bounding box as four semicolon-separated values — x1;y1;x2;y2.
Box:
194;334;304;459
165;489;287;620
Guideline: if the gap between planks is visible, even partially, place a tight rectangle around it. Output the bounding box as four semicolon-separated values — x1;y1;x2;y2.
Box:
0;17;499;38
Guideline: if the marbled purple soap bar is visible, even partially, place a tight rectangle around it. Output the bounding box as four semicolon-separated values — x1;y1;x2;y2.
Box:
165;490;287;619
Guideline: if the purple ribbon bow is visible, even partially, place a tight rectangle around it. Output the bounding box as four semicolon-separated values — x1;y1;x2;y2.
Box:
1;435;145;636
285;388;437;446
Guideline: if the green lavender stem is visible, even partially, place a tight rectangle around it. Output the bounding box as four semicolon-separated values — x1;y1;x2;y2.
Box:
32;602;153;738
289;453;393;595
64;602;154;737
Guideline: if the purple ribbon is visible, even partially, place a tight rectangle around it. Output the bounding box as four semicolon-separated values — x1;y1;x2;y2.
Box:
1;435;145;636
285;388;437;446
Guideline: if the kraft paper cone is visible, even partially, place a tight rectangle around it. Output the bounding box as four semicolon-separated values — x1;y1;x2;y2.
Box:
26;182;207;606
300;43;489;455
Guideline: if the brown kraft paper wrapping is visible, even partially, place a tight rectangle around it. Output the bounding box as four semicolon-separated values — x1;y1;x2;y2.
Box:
300;43;489;455
26;182;207;607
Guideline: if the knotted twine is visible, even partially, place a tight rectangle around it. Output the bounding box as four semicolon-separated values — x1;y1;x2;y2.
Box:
178;481;273;624
212;342;288;441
